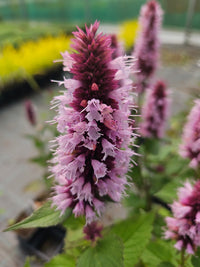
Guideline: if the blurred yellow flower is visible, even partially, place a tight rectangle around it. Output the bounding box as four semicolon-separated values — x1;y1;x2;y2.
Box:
118;20;139;51
0;35;71;90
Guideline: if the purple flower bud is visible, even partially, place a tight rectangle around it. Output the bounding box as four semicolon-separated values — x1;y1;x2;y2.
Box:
140;80;170;138
50;21;135;224
110;34;124;59
83;221;103;242
133;0;163;92
164;181;200;255
24;100;36;126
180;100;200;169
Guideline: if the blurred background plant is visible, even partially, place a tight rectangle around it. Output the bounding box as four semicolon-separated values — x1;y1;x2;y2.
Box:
0;34;71;91
24;98;58;190
118;19;138;51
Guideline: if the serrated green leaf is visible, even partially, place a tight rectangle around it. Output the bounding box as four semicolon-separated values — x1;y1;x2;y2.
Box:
112;212;154;267
142;240;176;267
77;234;123;267
4;201;71;231
154;179;182;203
45;254;75;267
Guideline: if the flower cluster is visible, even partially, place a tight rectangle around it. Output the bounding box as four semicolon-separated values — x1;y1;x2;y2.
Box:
50;21;135;224
180;100;200;169
133;0;163;92
164;181;200;254
140;80;169;138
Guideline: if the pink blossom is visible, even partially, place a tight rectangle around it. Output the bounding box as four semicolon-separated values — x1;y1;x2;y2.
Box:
164;180;200;254
180;99;200;169
140;80;170;138
50;21;136;224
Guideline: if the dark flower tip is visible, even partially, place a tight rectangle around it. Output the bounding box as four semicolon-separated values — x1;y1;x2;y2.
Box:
25;100;36;126
83;221;103;242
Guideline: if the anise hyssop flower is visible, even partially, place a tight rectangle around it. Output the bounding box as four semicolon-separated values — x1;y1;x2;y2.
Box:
50;21;135;223
164;181;200;254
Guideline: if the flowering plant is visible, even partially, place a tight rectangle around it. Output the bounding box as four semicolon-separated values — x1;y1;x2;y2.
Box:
4;2;200;266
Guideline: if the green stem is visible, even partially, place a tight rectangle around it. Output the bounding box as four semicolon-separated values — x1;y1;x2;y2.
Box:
180;248;185;267
26;74;40;92
144;181;151;211
195;167;200;180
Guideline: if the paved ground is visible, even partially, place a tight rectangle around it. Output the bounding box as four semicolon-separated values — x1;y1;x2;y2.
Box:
0;33;200;266
0;90;50;267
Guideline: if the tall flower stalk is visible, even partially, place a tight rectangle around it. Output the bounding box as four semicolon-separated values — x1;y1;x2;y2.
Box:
133;0;163;93
140;80;169;139
180;99;200;169
50;21;136;224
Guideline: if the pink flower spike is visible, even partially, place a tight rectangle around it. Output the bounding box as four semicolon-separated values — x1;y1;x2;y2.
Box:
180;99;200;169
140;80;170;138
133;0;163;93
50;21;136;224
164;180;200;255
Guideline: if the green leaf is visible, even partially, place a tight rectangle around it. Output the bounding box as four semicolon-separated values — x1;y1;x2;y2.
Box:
144;138;160;155
158;263;175;267
142;240;176;267
154;179;182;203
45;254;75;267
4;201;71;231
192;255;200;267
77;234;123;267
165;157;187;176
24;258;31;267
30;155;49;166
112;212;155;267
123;191;145;212
63;214;85;230
185;257;193;267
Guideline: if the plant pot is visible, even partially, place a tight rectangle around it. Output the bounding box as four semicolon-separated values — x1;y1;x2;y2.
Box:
12;192;66;262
